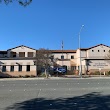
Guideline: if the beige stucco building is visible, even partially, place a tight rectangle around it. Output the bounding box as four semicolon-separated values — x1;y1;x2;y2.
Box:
0;44;110;77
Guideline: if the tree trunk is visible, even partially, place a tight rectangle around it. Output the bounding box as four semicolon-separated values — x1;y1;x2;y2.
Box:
45;69;48;78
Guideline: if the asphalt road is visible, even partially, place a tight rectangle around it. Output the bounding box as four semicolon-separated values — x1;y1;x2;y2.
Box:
0;78;110;110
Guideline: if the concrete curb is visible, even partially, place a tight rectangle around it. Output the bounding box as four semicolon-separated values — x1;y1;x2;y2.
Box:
1;76;110;81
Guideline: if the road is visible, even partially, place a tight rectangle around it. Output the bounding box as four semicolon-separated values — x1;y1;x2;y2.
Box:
0;78;110;110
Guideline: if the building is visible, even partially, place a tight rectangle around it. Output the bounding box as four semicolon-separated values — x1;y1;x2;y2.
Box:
0;45;36;77
0;44;110;77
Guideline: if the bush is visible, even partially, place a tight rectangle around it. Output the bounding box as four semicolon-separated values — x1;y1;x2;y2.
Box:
24;75;31;78
91;71;100;75
106;71;110;76
30;75;36;77
38;73;46;77
18;75;23;78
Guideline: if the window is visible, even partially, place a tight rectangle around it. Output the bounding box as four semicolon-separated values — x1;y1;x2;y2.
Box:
13;55;16;57
28;52;33;57
11;52;16;57
104;50;105;52
10;66;14;72
98;50;99;52
2;66;6;72
92;50;94;52
71;55;74;59
19;52;25;57
61;55;64;59
71;66;76;71
26;65;30;71
78;66;79;70
50;55;54;61
18;65;22;71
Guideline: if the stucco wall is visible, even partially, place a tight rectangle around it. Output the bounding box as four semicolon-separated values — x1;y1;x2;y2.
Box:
7;46;36;57
0;59;36;76
87;45;110;58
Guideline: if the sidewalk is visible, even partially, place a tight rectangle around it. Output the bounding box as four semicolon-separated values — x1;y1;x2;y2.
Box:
0;75;110;81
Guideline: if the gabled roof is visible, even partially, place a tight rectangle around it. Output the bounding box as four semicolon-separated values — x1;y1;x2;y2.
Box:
80;44;110;50
51;50;76;53
87;44;110;50
7;45;36;51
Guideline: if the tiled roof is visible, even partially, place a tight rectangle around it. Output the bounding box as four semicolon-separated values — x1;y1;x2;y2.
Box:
51;50;76;53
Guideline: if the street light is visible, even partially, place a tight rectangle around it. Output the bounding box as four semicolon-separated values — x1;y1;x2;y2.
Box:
79;25;84;78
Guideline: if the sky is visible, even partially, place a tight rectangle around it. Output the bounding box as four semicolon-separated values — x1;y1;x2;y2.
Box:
0;0;110;50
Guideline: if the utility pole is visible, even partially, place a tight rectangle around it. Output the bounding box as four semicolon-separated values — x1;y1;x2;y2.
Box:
79;25;84;78
62;40;64;67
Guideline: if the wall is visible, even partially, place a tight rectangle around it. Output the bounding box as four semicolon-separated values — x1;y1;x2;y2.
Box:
87;45;110;58
0;59;36;76
7;46;36;57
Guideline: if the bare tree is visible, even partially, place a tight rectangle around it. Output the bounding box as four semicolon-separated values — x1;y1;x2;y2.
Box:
34;48;53;78
0;0;32;6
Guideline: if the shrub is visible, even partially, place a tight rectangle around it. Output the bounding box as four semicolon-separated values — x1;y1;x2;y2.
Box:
91;71;100;75
18;75;23;78
106;71;110;76
24;75;31;78
30;75;36;77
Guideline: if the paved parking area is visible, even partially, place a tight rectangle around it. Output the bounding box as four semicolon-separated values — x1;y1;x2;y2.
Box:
0;78;110;110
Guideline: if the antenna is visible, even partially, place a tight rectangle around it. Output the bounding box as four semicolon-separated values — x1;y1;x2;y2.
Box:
61;40;64;67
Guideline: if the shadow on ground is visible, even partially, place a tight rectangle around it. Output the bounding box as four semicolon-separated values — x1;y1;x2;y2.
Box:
5;92;110;110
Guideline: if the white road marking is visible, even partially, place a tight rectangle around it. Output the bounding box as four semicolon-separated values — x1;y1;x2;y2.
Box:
78;83;79;84
98;83;99;84
88;83;89;84
9;90;12;91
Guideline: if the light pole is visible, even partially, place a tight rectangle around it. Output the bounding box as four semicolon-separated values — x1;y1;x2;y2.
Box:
79;25;84;78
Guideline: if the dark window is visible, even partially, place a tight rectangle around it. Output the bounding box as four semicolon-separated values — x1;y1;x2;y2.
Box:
78;66;79;70
19;52;25;57
71;66;76;71
18;65;22;71
50;55;54;62
92;50;94;52
71;55;74;59
10;66;14;72
26;65;30;71
11;52;16;57
28;52;33;57
98;50;100;52
2;66;6;72
61;55;64;59
13;55;16;57
104;50;105;52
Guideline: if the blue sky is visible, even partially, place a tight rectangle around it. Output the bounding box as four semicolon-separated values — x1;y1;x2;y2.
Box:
0;0;110;50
